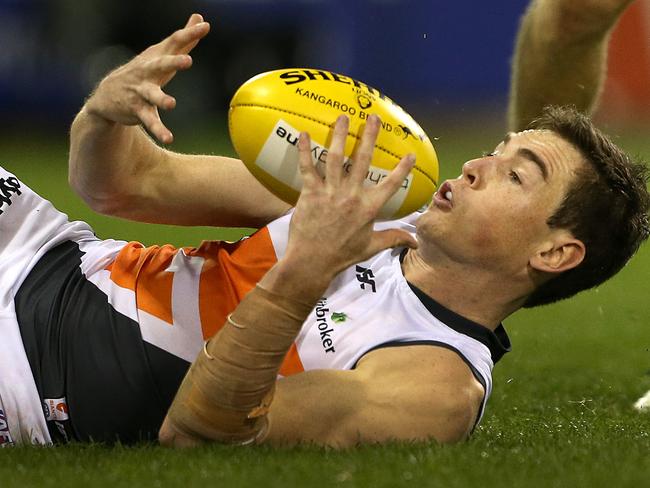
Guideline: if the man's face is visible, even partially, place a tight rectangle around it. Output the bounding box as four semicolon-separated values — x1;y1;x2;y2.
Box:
416;129;585;273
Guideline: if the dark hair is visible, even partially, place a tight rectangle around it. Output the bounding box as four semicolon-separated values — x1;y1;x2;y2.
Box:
523;105;650;307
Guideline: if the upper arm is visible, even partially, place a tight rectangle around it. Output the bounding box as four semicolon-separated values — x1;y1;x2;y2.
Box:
264;346;485;448
79;146;291;228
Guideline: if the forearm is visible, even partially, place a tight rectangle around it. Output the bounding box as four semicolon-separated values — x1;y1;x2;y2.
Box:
508;0;634;131
69;105;290;227
69;106;163;215
161;260;331;445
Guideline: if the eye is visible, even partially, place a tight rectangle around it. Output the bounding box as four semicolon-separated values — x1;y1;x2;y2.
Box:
509;170;522;185
482;151;496;157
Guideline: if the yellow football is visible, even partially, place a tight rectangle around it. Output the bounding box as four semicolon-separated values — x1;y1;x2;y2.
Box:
228;68;438;220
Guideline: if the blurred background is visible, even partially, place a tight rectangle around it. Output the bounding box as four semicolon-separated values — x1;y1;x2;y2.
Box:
0;0;649;244
2;0;532;128
1;0;649;131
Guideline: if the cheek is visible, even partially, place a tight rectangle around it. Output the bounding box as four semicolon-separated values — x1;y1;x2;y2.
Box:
465;224;511;259
465;206;537;255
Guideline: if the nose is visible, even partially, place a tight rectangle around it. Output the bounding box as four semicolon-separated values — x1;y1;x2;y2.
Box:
461;159;480;187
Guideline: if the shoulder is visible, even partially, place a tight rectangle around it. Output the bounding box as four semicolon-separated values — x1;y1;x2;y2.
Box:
357;344;485;442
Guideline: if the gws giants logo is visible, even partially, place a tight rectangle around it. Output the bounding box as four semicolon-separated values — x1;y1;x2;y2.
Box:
0;176;21;215
0;408;13;446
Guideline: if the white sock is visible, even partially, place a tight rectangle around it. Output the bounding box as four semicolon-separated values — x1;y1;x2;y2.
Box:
633;390;650;412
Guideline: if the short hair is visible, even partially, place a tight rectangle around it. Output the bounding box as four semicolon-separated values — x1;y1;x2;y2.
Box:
523;105;650;307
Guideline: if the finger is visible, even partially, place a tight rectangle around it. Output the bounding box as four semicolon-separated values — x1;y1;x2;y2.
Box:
137;105;174;144
184;13;204;28
325;115;350;187
164;20;211;55
349;114;381;185
373;154;415;207
145;54;193;78
368;229;419;256
136;82;176;111
297;132;321;188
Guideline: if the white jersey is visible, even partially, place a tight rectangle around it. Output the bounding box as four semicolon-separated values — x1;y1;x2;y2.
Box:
0;165;123;445
1;166;510;444
266;212;509;424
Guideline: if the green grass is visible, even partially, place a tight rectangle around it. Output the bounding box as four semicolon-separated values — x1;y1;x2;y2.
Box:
1;119;649;487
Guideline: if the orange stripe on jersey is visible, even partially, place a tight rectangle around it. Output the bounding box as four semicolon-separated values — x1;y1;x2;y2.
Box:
278;343;305;376
185;227;278;339
106;242;176;324
104;229;305;377
186;229;305;377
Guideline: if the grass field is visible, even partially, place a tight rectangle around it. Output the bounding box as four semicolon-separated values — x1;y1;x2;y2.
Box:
1;118;649;487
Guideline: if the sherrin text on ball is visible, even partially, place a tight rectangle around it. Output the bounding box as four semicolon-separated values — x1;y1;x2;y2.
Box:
229;68;439;220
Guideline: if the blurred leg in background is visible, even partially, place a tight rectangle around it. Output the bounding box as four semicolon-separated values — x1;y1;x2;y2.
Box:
507;0;635;131
509;0;650;412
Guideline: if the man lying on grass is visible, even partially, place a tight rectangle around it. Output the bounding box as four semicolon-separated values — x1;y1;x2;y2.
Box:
1;13;648;447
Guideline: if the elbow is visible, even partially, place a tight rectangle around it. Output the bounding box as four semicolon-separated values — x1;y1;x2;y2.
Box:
432;387;483;445
68;158;139;218
68;172;131;217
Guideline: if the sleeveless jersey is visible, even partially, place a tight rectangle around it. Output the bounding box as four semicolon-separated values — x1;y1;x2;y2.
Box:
265;213;509;423
2;166;510;445
0;165;125;445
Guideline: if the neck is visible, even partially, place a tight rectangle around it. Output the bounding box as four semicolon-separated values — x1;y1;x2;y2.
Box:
401;249;528;330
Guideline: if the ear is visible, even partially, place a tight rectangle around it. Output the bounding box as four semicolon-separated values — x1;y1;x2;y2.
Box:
529;236;586;274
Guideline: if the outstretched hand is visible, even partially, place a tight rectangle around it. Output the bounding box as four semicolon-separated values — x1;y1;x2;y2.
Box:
85;13;210;144
284;114;418;281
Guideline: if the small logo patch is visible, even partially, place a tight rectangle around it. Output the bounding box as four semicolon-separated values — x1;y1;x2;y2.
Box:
0;176;22;215
356;265;377;293
331;312;348;324
0;408;13;446
43;398;69;422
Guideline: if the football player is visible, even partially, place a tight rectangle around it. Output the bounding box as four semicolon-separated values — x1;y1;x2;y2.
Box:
1;10;647;448
67;14;648;446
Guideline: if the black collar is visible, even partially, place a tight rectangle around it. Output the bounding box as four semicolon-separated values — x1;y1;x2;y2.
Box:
407;283;511;363
399;250;511;363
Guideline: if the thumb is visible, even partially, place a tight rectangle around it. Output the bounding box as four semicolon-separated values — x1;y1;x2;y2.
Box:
368;229;418;256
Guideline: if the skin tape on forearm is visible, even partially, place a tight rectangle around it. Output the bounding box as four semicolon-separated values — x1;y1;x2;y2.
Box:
166;285;314;444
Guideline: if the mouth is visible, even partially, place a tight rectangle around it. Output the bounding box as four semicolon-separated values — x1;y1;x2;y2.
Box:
432;180;453;209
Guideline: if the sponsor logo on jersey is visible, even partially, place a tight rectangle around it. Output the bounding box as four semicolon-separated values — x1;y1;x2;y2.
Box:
0;408;13;446
43;398;73;443
315;298;336;354
0;176;22;215
330;312;348;324
356;265;377;293
43;398;69;422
